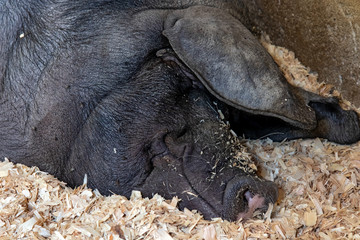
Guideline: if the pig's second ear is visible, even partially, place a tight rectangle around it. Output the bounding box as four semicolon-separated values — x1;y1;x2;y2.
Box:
163;6;317;130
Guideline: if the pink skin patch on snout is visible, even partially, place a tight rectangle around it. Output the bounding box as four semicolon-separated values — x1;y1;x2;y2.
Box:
237;191;265;221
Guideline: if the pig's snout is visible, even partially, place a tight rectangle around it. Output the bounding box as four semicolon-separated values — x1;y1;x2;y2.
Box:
222;175;278;221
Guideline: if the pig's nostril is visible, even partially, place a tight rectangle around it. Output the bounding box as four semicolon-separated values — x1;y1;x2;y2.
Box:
239;189;252;208
244;190;254;203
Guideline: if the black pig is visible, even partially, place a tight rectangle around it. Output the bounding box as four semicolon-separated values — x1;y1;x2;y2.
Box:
1;0;359;221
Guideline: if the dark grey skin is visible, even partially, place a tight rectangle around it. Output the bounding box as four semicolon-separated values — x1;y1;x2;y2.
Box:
1;0;359;221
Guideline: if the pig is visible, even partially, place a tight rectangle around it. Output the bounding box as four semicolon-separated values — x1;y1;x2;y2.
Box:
0;0;359;221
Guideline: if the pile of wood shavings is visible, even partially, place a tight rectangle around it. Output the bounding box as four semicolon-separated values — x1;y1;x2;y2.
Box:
260;34;360;114
1;39;360;239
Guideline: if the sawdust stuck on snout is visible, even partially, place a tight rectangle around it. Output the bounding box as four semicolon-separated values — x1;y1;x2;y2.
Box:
1;37;360;239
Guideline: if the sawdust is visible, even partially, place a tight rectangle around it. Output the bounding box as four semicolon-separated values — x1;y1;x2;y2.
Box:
1;36;359;239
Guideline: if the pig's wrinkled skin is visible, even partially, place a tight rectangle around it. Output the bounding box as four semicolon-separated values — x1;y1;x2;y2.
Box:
1;0;359;221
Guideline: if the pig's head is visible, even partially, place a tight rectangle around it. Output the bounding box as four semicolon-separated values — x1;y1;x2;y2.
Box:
133;71;279;221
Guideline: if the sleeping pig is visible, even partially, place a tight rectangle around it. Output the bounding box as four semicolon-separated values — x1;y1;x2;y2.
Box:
1;0;359;221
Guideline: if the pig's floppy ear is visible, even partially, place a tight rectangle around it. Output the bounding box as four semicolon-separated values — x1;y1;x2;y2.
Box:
163;6;317;130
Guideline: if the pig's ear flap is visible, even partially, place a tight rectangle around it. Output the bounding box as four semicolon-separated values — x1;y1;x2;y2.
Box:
163;6;317;130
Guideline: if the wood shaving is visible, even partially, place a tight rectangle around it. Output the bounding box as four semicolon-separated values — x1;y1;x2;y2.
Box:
1;38;360;239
